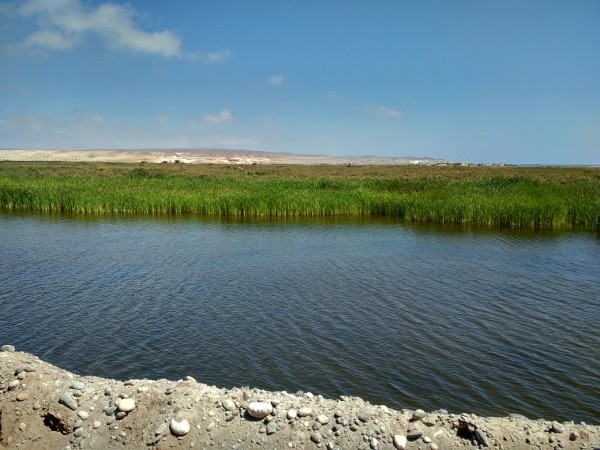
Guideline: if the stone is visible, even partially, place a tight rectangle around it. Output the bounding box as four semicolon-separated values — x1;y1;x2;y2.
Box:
32;401;42;410
77;410;89;420
116;411;127;420
206;421;215;432
298;407;312;417
266;422;277;435
93;421;101;429
1;345;16;352
16;392;29;401
73;428;83;438
569;431;579;441
357;411;370;423
509;413;528;420
8;380;19;390
117;398;136;413
310;433;322;444
247;401;273;419
430;443;439;450
423;436;432;443
58;393;78;410
170;418;190;436
287;409;298;420
317;415;330;425
105;406;117;416
74;419;83;429
475;428;489;447
393;434;407;449
412;409;426;421
70;381;86;390
552;421;566;433
407;430;423;441
222;398;236;411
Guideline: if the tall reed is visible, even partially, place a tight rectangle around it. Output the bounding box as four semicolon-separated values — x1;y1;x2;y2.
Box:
0;162;598;230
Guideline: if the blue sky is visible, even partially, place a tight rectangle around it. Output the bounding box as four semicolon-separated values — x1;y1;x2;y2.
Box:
1;0;598;164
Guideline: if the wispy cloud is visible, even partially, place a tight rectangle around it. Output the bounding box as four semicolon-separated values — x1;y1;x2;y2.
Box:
201;109;234;125
204;49;232;63
369;106;403;118
11;0;183;57
0;110;260;149
155;114;170;123
7;83;31;95
267;74;284;87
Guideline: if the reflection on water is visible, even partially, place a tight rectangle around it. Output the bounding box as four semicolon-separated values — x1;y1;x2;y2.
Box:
1;212;599;422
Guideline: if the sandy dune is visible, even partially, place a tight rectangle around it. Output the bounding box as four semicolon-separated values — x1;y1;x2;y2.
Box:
0;149;450;165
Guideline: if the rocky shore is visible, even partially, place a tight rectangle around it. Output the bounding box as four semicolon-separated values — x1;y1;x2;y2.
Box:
1;346;598;450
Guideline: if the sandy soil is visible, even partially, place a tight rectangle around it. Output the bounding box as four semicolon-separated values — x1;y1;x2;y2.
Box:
1;347;598;450
0;150;451;166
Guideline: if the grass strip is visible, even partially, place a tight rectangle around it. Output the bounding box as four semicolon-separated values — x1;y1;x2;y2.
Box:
0;162;598;230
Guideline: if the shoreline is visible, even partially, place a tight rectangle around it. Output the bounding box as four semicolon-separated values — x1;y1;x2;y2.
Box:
1;347;598;449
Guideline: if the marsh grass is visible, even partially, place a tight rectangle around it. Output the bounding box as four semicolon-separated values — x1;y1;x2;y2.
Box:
0;162;598;230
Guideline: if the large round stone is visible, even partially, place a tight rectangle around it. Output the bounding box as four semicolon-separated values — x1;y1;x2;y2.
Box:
170;418;190;436
246;401;273;419
117;398;136;413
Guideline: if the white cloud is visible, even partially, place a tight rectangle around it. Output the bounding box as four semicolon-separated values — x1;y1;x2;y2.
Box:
205;49;232;63
0;110;260;149
155;114;170;123
369;106;403;118
267;74;284;87
201;109;234;125
8;83;31;95
13;0;182;57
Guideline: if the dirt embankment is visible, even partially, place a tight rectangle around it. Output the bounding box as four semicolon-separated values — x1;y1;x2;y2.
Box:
1;347;598;450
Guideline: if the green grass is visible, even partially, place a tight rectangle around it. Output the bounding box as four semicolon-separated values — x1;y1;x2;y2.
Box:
0;162;599;230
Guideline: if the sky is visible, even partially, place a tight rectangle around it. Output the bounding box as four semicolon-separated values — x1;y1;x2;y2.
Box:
0;0;599;165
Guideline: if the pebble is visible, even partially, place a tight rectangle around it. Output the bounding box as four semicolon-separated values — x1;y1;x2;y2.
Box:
509;413;528;420
552;421;566;433
298;407;312;417
393;434;407;450
430;443;439;450
475;429;489;447
58;393;78;410
105;406;117;415
1;345;16;352
221;398;236;411
32;401;42;410
423;435;432;443
74;418;83;429
70;381;86;390
357;411;370;423
77;410;89;420
117;398;136;413
266;422;277;435
73;428;83;438
16;392;29;401
412;409;426;421
407;430;423;441
569;431;579;441
137;386;149;393
247;402;273;419
317;415;330;425
310;433;322;444
170;419;190;437
93;421;101;429
116;411;127;420
206;421;215;432
19;422;27;432
287;409;298;420
8;380;19;390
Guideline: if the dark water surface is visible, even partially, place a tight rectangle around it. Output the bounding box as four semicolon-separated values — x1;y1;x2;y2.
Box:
1;212;599;422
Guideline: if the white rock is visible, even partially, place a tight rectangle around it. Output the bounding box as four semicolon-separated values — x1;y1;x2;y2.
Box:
317;415;330;425
117;398;136;413
298;407;312;417
393;434;407;450
77;410;89;420
246;401;273;419
287;409;298;420
170;418;190;436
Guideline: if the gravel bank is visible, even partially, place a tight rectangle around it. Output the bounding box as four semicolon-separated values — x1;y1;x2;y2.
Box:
1;346;598;450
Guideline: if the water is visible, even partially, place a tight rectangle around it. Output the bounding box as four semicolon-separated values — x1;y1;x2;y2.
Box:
1;212;599;422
